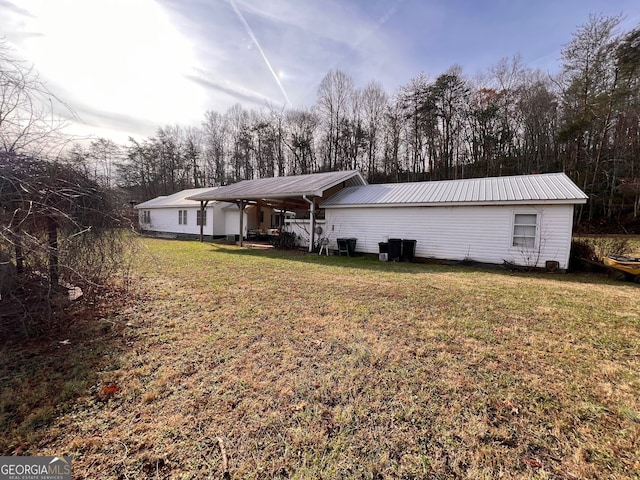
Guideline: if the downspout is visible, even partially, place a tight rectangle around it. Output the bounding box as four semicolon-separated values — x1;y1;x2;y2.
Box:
303;195;314;253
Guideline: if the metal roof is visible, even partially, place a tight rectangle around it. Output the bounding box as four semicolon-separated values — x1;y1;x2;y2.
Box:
187;170;367;202
134;187;219;209
321;173;588;208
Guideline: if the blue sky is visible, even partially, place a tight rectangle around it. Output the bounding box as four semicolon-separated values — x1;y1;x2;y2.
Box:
1;0;639;143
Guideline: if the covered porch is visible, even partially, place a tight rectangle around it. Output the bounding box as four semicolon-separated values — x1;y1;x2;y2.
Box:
187;171;367;252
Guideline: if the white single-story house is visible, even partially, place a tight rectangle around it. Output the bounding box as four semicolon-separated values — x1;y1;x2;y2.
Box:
320;173;588;270
135;188;294;240
138;172;587;271
134;188;235;238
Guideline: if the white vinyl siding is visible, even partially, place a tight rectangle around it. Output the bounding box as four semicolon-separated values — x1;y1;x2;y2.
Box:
135;204;245;237
224;209;249;238
324;204;576;270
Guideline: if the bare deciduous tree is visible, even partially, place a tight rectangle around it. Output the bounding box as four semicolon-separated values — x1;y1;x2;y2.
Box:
0;39;72;156
317;70;354;171
361;81;388;182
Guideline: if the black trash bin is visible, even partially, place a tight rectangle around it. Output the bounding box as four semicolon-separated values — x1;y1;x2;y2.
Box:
388;238;402;261
337;238;349;256
337;238;357;256
378;242;389;254
402;239;417;262
346;238;357;256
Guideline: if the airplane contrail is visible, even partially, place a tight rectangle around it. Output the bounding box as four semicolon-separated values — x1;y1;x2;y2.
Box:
228;0;292;107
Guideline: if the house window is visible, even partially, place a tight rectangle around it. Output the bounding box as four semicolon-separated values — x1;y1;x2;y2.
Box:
512;213;537;248
178;210;188;225
196;209;206;226
141;210;151;224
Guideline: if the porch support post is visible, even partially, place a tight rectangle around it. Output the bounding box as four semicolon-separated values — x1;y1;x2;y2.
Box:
279;203;286;229
238;200;245;247
302;195;315;253
199;200;209;242
308;198;315;253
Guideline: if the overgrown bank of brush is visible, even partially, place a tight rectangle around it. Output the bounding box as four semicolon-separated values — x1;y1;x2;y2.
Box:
0;154;136;337
1;239;639;478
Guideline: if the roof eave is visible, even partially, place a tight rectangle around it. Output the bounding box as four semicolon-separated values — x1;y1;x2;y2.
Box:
200;191;322;202
135;205;214;209
323;199;588;208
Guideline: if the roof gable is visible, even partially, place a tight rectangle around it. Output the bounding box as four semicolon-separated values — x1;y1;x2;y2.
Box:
321;173;588;207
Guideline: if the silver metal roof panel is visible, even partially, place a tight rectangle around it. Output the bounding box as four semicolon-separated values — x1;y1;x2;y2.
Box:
321;173;588;207
135;187;218;209
187;170;367;201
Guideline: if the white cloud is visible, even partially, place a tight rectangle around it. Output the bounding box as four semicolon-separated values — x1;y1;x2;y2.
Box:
3;0;207;138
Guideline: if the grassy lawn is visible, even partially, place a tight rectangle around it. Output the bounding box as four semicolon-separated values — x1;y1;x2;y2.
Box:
1;238;639;479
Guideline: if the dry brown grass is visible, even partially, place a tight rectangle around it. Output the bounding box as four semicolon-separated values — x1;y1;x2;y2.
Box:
2;238;639;479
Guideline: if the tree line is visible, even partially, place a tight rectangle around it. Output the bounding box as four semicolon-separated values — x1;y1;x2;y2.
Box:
70;15;639;230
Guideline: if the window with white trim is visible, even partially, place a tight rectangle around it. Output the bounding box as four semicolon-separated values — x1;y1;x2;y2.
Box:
141;210;151;224
196;209;206;226
178;210;188;225
512;213;537;248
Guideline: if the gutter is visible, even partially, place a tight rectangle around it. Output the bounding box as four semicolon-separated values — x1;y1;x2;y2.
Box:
321;199;589;208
